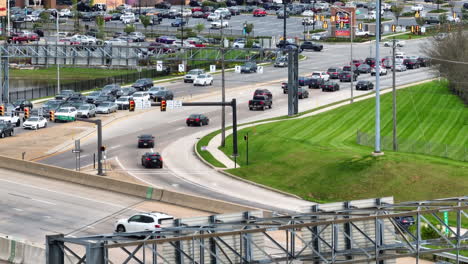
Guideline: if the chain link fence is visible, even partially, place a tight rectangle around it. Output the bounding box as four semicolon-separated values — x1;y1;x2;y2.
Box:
356;130;468;162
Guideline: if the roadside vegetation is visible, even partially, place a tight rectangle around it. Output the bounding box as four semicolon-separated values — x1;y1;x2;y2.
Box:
217;81;467;203
10;67;136;81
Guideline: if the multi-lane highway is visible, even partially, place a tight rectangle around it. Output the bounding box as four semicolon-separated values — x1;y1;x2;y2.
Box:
38;38;434;213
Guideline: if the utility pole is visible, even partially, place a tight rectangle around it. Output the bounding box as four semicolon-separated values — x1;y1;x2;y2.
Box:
287;49;298;116
350;10;354;103
374;0;383;155
392;38;397;151
56;13;61;94
220;14;226;147
283;0;287;44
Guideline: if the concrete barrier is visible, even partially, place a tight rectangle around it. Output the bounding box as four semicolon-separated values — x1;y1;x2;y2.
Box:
0;155;257;213
0;236;10;261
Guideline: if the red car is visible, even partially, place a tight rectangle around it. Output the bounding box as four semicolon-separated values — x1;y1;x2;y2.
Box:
104;14;112;21
351;59;363;67
8;34;29;44
202;11;211;19
187;40;206;47
253;8;267;16
191;7;202;12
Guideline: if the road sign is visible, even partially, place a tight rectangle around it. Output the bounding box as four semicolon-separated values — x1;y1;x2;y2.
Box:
235;65;241;73
257;66;263;74
167;100;174;109
156;61;163;71
174;100;182;108
384;25;390;32
178;64;185;72
210;65;216;72
421;26;426;33
443;212;449;234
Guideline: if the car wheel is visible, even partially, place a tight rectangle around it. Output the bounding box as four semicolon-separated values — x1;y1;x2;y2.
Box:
210;81;213;85
116;225;126;232
249;107;253;110
16;120;20;127
262;105;265;111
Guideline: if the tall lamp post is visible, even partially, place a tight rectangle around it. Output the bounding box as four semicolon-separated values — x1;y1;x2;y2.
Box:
373;0;383;155
56;13;61;94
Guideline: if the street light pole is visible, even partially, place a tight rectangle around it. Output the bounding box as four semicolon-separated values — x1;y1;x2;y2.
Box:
283;0;286;44
350;11;354;103
220;14;226;147
374;0;383;155
56;14;61;94
392;38;397;151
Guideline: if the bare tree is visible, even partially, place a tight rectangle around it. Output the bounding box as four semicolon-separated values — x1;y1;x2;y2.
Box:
391;4;404;25
423;27;468;103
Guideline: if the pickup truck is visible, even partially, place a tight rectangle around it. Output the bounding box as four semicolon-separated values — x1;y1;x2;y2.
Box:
0;114;21;127
248;95;272;111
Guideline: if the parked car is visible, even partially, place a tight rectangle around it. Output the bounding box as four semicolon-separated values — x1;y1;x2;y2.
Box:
355;80;374;90
115;212;173;232
417;57;431;67
365;57;376;67
171;18;187;27
342;65;360;75
186;114;209;126
155;1;171;9
241;62;258;73
326;67;341;79
102;84;121;96
311;71;330;81
393;63;407;72
321;81;340;92
132;91;151;102
403;58;420;69
253;8;267;16
132;78;154;91
54;107;77;122
300;41;323;51
0;121;14;138
298;87;309;99
338;71;358;82
184;69;205;83
384;40;405;47
77;104;97;118
394;216;415;229
22;116;47;130
86;91;102;104
411;4;424;11
96;102;118;114
249;95;272;110
194;74;213;86
152;90;174;102
351;59;364;67
94;95;115;106
211;20;229;29
308;78;325;89
138;134;155;148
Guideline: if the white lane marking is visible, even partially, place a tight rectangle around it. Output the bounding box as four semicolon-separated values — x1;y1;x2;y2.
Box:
0;178;132;209
171;184;179;187
86;225;95;229
115;157;162;188
108;145;121;150
44;216;51;218
14;208;23;211
32;198;56;205
80;154;89;158
169;119;180;124
150;148;154;152
175;127;184;131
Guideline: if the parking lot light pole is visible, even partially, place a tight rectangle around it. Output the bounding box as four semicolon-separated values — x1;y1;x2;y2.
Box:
56;13;61;94
374;0;383;155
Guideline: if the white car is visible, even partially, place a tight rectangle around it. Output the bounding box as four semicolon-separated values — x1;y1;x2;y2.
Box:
446;14;460;23
355;30;372;37
115;212;174;233
23;116;47;130
54;107;77;122
25;15;39;22
393;63;407;72
180;9;192;17
121;13;136;24
0;113;21;127
302;10;315;16
172;40;195;48
233;40;246;48
411;4;424;11
207;13;220;21
193;74;214;86
115;96;132;110
311;71;330;81
132;91;150;102
104;38;127;46
184;69;205;83
382;3;391;11
70;35;96;45
211;21;228;29
384;40;405;47
59;9;71;17
371;66;388;76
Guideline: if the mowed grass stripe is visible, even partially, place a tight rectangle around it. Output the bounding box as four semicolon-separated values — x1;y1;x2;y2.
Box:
218;80;467;203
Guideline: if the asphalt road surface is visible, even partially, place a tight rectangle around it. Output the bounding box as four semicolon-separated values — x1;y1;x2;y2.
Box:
39;38;435;212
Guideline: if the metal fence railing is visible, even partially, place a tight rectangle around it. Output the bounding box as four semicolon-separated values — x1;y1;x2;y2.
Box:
356;130;468;162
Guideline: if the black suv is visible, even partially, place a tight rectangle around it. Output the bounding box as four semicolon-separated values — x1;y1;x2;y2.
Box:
138;134;155;148
132;78;153;91
241;62;258;73
308;78;325;89
300;41;323;51
254;89;272;99
155;1;171;8
141;152;163;168
0;121;14;138
152;90;174;102
338;71;358;82
417;57;431;67
403;58;420;69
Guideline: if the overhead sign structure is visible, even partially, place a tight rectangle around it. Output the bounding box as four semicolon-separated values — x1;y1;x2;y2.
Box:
178;64;185;73
135;99;151;110
174;100;182;108
210;65;216;73
167;100;174;109
235;65;241;73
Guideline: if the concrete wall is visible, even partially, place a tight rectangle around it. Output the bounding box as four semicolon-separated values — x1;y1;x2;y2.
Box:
0;155;257;214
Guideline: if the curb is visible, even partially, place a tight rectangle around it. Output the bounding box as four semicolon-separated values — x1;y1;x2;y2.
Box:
193;141;226;170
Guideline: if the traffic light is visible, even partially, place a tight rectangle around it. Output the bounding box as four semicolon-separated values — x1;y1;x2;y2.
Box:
391;24;396;32
358;23;363;30
320;15;325;22
160;100;167;112
330;15;335;22
100;146;106;152
24;107;30;119
129;100;135;112
0;105;4;116
411;25;415;33
49;110;55;121
416;25;420;33
340;21;344;29
415;11;420;18
323;21;328;29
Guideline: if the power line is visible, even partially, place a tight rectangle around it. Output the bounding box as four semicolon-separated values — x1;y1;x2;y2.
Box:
429;57;468;65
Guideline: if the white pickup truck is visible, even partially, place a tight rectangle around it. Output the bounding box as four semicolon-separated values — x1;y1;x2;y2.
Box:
211;21;228;29
0;113;21;127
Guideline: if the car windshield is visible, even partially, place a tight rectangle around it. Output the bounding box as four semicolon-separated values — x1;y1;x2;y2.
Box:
189;114;200;118
27;117;39;121
0;124;7;128
133;93;143;97
188;70;200;74
13;100;23;105
90;92;101;96
312;72;321;76
100;103;111;107
103;85;117;90
198;75;206;78
136;79;146;83
154;91;166;95
139;135;153;139
79;105;90;110
56;108;68;113
117;98;128;102
328;68;338;72
253;96;265;100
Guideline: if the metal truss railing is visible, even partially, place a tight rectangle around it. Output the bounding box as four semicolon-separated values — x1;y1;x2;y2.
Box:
46;196;467;264
0;43;282;63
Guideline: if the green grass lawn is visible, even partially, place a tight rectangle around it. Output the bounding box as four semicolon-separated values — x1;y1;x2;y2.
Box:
219;81;468;203
10;67;136;81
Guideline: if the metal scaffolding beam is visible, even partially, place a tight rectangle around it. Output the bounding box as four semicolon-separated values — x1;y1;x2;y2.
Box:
47;196;468;264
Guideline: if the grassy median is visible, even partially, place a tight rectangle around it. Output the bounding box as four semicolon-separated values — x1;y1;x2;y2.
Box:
219;80;468;203
11;67;136;81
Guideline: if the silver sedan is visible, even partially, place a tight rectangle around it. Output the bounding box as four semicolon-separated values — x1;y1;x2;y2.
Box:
96;102;118;114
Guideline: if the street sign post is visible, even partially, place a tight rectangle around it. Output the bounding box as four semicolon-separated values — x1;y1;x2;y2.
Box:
178;64;185;72
210;65;216;72
235;65;241;73
257;66;264;74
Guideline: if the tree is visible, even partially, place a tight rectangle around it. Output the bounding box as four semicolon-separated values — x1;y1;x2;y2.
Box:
95;15;106;39
245;23;254;36
140;15;151;29
391;4;404;25
124;24;136;34
195;23;205;34
72;0;80;33
415;17;425;27
438;13;448;25
423;28;468;104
